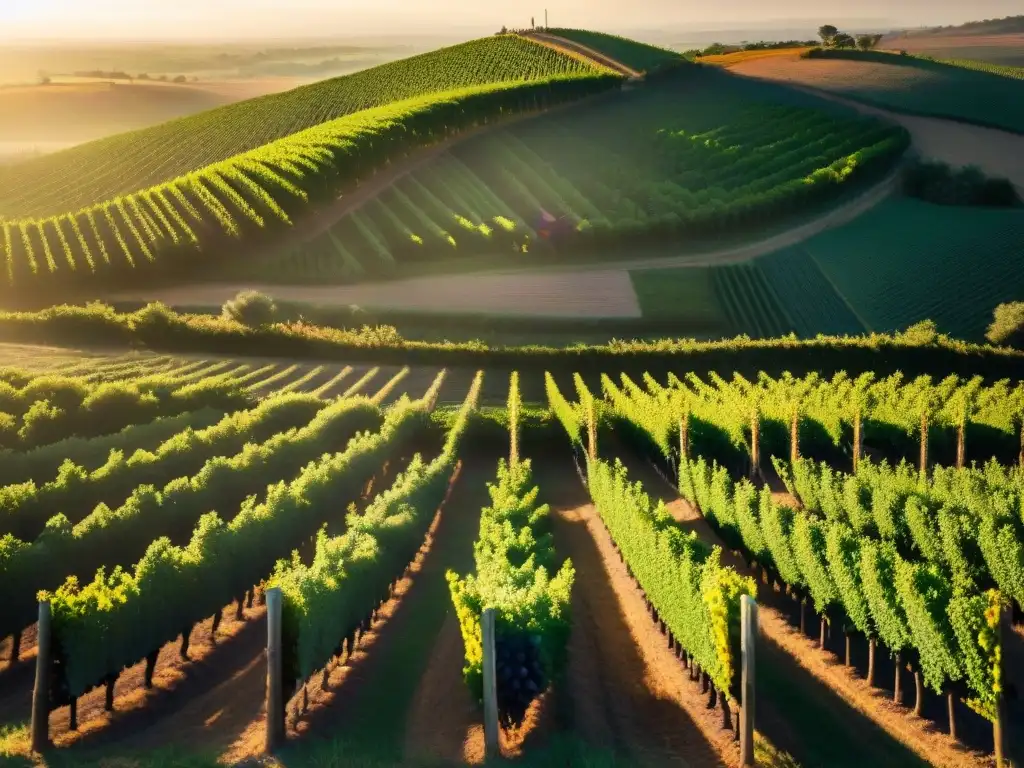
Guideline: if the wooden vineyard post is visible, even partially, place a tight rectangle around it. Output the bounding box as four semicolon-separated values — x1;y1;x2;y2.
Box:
481;608;499;759
790;409;799;466
587;399;597;462
852;410;862;473
740;595;757;768
265;587;285;752
995;602;1010;767
749;409;760;481
30;600;51;754
919;413;929;478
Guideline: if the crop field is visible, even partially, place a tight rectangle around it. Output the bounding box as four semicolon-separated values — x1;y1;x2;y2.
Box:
630;265;795;339
728;48;1024;134
253;69;907;283
774;197;1024;339
0;360;1021;768
697;47;815;66
879;33;1024;67
628;197;1024;341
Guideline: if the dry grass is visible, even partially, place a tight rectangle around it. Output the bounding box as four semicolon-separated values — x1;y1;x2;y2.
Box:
699;48;812;67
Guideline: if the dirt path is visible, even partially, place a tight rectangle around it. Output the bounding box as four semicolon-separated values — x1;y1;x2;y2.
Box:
523;33;642;78
401;454;496;765
113;269;643;318
533;455;733;767
728;54;1024;193
611;442;990;768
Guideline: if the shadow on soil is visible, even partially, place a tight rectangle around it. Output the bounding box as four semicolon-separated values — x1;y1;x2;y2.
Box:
282;449;498;762
535;452;725;767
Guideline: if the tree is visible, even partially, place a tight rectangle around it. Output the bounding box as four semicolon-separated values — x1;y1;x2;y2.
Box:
857;33;883;50
832;33;856;48
222;290;279;327
818;25;839;45
986;302;1024;347
172;75;187;83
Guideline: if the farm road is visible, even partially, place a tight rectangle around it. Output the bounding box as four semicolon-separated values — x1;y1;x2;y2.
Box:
523;32;643;77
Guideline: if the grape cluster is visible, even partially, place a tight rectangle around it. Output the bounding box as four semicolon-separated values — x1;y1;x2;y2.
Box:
494;631;545;726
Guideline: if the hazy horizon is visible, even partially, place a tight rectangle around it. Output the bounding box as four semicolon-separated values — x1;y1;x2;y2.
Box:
2;0;1022;42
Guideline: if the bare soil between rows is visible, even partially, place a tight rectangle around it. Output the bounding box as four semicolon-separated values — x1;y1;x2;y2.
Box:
534;454;737;767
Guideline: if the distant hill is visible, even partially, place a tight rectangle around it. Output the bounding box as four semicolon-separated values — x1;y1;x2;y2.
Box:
894;15;1024;37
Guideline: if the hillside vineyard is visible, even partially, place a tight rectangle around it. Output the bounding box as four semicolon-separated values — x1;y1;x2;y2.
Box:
2;24;1024;768
259;72;908;284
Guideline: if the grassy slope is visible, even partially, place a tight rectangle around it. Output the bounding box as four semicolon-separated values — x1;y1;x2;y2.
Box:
0;36;607;219
542;29;682;72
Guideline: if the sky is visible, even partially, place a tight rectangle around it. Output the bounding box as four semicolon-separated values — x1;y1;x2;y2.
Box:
1;0;1021;41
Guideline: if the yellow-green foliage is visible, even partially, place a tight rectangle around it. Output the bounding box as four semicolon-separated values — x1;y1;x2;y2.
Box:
272;373;480;681
447;458;574;703
587;457;755;692
949;589;1003;722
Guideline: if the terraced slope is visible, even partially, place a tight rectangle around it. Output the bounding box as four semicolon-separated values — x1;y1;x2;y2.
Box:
0;36;607;219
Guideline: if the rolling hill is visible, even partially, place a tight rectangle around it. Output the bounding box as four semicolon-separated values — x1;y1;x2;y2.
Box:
235;68;907;285
0;35;618;298
0;36;610;220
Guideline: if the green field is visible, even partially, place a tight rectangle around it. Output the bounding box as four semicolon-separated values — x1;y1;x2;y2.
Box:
250;68;907;283
795;197;1024;338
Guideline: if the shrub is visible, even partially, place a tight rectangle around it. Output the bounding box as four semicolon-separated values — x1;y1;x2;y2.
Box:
986;302;1024;347
80;382;160;435
0;412;17;448
18;399;66;447
897;319;939;346
221;290;279;327
901;159;1022;208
